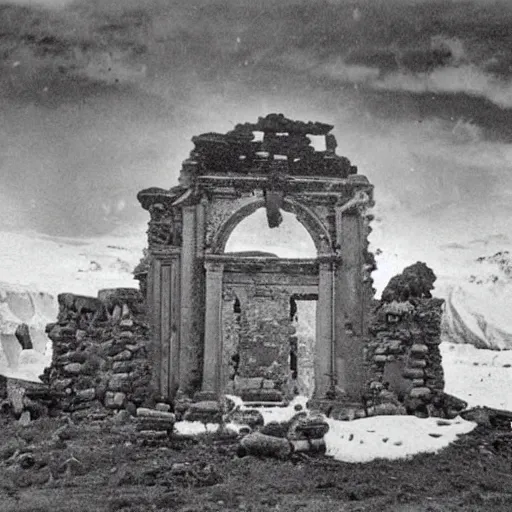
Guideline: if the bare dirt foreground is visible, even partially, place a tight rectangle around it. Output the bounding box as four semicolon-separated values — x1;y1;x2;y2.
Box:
1;415;512;512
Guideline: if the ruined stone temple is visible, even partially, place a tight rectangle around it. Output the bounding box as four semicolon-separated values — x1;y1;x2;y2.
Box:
137;114;376;403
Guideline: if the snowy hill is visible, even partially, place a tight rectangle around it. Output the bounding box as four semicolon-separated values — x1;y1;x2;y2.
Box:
441;251;512;350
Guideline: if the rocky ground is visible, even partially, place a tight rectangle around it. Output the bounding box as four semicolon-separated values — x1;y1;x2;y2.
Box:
1;414;512;512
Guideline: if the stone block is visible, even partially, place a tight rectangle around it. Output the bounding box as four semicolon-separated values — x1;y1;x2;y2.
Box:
373;355;387;363
227;409;265;428
119;319;134;329
113;350;133;361
63;363;82;375
402;368;424;380
240;389;283;402
409;387;431;399
112;361;133;373
105;392;126;409
155;403;171;412
408;358;427;368
234;377;263;390
183;401;222;423
410;344;428;356
75;388;96;401
108;373;130;392
387;340;403;353
412;379;425;387
119;331;134;340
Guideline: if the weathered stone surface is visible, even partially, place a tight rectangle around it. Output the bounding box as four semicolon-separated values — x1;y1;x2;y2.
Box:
108;373;130;392
75;388;96;401
119;319;134;329
155;403;171;412
15;323;33;350
234;377;263;390
227;409;265;429
402;368;425;380
63;363;83;375
238;432;293;459
184;401;222;423
408;358;427;368
105;392;126;409
410;344;428;356
409;387;431;399
113;350;133;361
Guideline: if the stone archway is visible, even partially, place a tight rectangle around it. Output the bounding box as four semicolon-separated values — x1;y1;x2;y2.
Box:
137;113;375;403
210;196;332;256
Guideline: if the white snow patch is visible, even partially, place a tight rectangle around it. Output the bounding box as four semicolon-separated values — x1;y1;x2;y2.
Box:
324;415;475;463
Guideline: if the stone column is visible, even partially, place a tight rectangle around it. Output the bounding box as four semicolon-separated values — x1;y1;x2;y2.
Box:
334;208;366;400
314;261;334;398
179;205;198;393
202;261;224;395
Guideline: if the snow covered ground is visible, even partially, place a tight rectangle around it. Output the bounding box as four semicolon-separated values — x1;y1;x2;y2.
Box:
174;395;476;464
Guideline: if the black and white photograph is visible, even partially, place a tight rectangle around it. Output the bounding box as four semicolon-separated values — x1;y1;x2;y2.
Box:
1;0;512;510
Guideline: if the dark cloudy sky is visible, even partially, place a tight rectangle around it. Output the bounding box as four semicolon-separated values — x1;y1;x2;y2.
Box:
2;0;512;238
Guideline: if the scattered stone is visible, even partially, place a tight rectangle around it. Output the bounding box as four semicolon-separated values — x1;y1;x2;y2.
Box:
287;415;329;441
227;409;265;429
15;324;33;350
238;432;293;460
184;401;222;423
18;410;31;426
155;403;171;413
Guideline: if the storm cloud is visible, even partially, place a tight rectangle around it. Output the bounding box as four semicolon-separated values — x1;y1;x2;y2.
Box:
1;0;512;236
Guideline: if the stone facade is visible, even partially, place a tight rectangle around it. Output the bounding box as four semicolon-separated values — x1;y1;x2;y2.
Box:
138;113;375;403
41;288;155;417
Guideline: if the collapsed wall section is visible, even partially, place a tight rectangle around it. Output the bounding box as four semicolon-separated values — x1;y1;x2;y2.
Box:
365;298;446;416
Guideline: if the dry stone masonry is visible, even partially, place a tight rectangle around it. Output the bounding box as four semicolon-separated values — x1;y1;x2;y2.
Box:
42;288;155;418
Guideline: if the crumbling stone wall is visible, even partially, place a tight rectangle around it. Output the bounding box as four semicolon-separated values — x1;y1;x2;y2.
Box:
42;288;155;418
364;267;446;417
229;287;293;401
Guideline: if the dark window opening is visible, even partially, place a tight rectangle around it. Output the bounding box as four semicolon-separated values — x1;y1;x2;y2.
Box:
289;336;298;379
289;296;297;322
234;297;241;314
230;353;240;380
